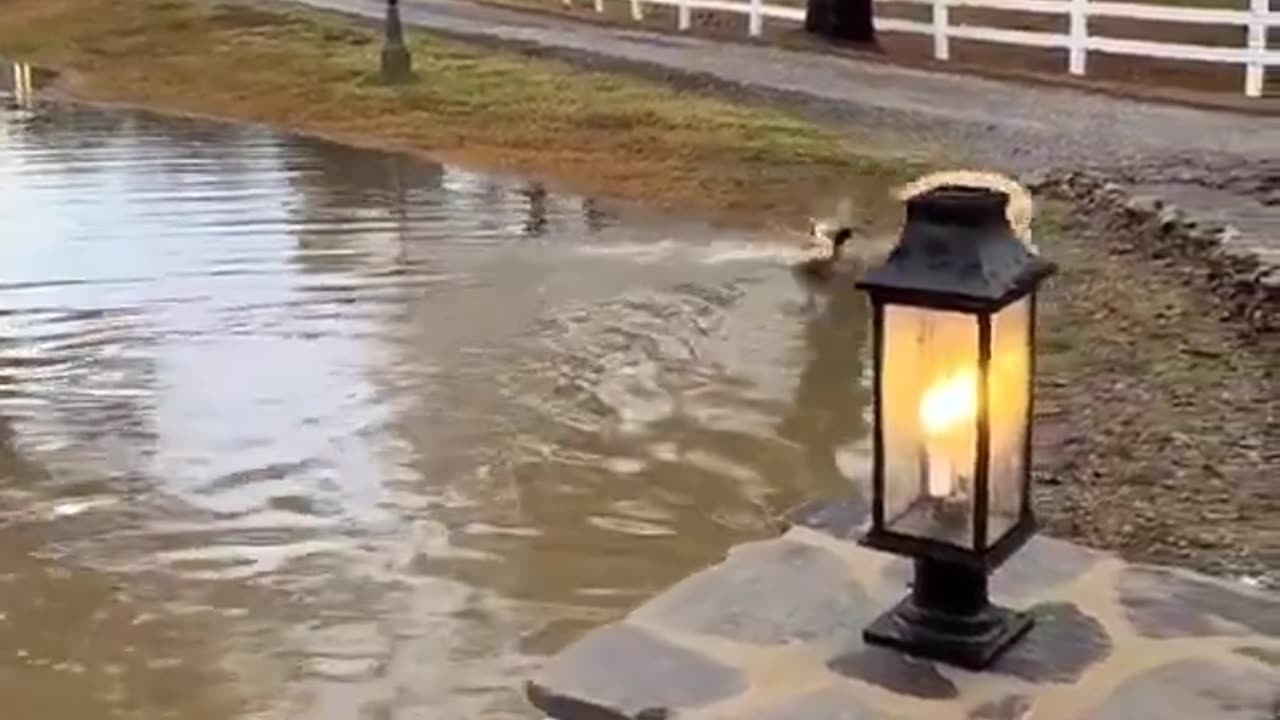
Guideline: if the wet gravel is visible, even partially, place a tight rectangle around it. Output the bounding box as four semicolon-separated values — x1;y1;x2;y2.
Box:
1032;204;1279;589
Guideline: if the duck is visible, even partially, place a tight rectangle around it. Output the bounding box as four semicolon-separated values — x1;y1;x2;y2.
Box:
794;198;856;280
790;169;1037;286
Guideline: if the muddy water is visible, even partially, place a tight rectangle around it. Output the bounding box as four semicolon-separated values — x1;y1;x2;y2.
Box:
0;81;872;718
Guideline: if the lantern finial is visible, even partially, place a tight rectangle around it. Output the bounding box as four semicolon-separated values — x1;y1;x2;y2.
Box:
893;169;1037;253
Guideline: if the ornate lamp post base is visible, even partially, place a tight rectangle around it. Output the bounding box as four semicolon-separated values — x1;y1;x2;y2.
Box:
381;44;413;83
863;559;1034;670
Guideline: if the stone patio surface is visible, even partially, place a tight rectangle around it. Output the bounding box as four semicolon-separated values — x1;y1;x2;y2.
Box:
527;501;1279;720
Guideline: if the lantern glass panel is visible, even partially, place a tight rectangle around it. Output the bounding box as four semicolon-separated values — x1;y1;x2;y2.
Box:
985;297;1032;545
880;303;979;549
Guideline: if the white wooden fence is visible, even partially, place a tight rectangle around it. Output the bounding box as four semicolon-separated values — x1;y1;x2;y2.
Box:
565;0;1279;97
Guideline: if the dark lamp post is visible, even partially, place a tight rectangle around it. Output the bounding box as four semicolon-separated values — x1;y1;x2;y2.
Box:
855;184;1056;670
381;0;413;84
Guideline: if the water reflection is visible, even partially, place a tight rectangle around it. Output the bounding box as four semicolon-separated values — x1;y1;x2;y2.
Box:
778;280;872;502
0;94;873;719
6;62;34;108
0;411;247;719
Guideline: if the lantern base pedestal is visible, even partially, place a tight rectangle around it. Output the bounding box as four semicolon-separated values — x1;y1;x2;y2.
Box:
380;45;413;84
863;594;1033;671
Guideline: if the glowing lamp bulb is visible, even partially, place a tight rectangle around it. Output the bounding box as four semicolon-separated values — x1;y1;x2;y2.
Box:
919;368;978;498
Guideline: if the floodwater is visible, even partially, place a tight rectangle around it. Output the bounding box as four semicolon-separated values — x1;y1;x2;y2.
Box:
0;66;872;719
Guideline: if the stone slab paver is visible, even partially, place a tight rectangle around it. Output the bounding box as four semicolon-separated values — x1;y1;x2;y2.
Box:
528;510;1279;720
631;539;873;646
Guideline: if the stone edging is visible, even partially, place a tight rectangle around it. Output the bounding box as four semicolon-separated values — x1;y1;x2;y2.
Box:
527;525;1280;720
1023;169;1277;334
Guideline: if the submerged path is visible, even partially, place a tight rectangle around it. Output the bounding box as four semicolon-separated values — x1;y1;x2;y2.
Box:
276;0;1280;266
267;0;1280;168
262;0;1280;584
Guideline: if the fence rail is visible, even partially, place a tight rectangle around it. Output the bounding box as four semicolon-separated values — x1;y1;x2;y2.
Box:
566;0;1280;97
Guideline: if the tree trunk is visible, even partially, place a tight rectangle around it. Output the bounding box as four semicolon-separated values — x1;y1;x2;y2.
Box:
804;0;877;45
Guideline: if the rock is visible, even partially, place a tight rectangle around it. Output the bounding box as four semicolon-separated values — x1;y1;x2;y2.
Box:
1123;194;1162;217
1213;245;1261;276
1227;168;1260;186
1205;174;1229;189
1182;225;1221;252
1217;224;1243;246
1156;204;1183;232
526;623;747;720
1020;169;1055;192
1100;182;1126;201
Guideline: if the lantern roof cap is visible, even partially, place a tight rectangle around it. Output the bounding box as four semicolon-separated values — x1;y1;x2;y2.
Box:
857;185;1056;310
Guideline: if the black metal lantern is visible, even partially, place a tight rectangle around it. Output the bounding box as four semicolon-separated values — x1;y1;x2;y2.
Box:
856;184;1056;670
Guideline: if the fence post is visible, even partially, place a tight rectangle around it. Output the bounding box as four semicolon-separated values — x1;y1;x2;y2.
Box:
1068;0;1087;75
678;0;691;29
631;0;643;20
750;0;764;37
1245;0;1266;97
933;0;950;60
